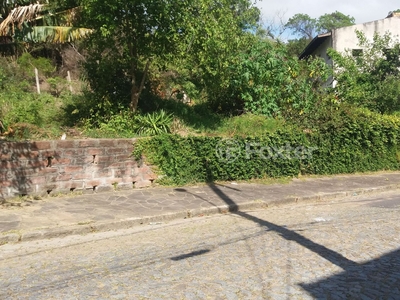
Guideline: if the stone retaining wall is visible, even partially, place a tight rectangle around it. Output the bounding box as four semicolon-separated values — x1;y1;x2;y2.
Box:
0;139;155;199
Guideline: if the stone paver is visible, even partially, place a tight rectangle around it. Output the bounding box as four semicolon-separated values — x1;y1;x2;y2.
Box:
0;190;399;298
1;172;400;243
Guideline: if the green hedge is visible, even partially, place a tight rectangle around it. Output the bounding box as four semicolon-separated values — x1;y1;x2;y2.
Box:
133;108;400;185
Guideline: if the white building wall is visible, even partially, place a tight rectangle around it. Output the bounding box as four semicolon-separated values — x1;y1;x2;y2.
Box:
332;17;400;52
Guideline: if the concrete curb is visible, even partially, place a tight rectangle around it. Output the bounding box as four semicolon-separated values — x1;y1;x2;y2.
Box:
1;183;400;244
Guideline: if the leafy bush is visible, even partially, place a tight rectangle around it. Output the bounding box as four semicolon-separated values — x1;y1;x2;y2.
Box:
96;111;136;137
17;53;55;79
203;39;330;117
134;107;400;185
133;110;173;136
328;31;400;114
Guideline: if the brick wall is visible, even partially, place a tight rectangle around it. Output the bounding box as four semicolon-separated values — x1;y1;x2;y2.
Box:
0;139;156;199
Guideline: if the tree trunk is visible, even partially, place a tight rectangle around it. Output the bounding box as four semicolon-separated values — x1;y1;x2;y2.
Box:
130;73;140;113
129;60;151;112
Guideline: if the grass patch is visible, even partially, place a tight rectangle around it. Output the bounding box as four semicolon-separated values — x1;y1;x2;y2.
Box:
212;114;285;137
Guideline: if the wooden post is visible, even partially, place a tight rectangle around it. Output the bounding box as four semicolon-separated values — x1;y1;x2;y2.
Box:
67;71;73;93
35;68;40;94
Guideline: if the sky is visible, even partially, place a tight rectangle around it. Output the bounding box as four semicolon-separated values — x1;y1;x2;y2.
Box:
255;0;399;38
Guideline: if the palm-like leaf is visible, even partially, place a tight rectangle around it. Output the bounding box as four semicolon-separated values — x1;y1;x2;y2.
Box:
134;110;173;136
25;26;92;43
0;3;45;35
0;3;90;44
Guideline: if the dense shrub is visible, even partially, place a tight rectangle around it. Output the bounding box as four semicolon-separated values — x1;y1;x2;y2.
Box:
134;107;400;185
328;31;400;114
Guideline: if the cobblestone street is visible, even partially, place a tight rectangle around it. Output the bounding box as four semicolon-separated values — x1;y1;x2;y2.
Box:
1;190;400;299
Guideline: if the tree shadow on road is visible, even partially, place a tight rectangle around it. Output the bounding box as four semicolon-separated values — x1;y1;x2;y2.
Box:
300;248;400;299
200;183;400;298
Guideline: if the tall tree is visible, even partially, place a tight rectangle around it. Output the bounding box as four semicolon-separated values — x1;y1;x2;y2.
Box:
284;11;355;56
317;11;355;33
285;13;317;40
79;0;260;112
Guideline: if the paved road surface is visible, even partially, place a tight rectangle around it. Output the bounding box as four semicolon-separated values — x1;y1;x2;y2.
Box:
1;190;400;299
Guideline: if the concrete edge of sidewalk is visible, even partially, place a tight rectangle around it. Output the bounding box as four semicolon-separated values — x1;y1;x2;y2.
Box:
1;183;400;245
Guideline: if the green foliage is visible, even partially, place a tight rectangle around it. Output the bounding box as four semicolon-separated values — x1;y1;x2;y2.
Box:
0;55;71;139
133;131;307;185
215;114;286;137
135;106;400;185
0;90;63;131
284;11;355;57
96;111;136;138
133;110;173;136
53;0;263;116
317;11;355;32
17;52;55;77
328;31;400;114
286;38;310;57
285;13;317;40
184;1;261;113
80;0;193;111
285;11;355;40
220;40;330;117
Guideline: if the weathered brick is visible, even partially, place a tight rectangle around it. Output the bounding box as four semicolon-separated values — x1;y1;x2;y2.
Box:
97;156;116;164
95;185;113;193
31;176;46;185
122;176;142;183
41;150;61;157
70;181;84;189
72;173;90;180
107;148;130;155
134;180;152;188
87;148;104;155
115;183;134;190
32;141;51;150
121;161;137;168
113;169;130;178
64;166;83;173
56;140;76;149
44;184;57;191
57;174;72;181
79;140;98;148
142;172;157;181
114;139;135;147
98;140;116;147
106;178;122;185
92;169;112;178
27;160;48;169
0;153;11;160
46;175;58;183
71;157;93;165
87;180;102;187
0;140;156;199
54;158;72;165
64;149;85;156
114;154;131;161
40;167;58;174
2;161;27;168
16;151;40;159
1;180;12;187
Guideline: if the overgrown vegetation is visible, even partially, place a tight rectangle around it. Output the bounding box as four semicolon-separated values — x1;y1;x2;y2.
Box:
328;31;400;114
1;1;400;185
134;106;400;185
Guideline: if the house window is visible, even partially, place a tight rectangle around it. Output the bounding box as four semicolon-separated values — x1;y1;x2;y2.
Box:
352;49;363;57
